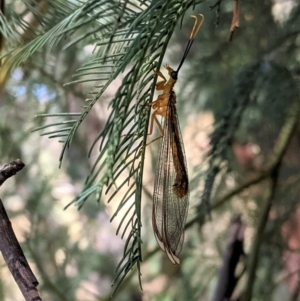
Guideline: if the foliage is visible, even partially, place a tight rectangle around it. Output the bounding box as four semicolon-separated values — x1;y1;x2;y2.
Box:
0;0;300;300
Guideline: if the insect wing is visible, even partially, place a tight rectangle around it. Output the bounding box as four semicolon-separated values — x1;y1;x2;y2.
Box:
152;92;189;264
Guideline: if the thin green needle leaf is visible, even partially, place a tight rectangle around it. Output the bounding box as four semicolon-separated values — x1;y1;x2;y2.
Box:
30;120;78;132
40;128;72;136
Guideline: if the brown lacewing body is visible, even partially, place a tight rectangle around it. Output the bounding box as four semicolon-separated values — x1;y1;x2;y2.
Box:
146;14;204;264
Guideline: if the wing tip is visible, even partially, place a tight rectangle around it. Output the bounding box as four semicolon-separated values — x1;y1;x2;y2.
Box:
166;250;180;264
154;232;181;264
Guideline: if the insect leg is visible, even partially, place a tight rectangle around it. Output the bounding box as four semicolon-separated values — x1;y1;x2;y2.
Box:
146;112;164;147
152;67;167;91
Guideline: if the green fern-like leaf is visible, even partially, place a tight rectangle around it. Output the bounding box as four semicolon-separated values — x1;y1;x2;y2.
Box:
3;0;206;292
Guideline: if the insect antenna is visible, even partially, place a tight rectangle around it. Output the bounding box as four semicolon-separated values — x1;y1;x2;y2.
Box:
176;14;204;73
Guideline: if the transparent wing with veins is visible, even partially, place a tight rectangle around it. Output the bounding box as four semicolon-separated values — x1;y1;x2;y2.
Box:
152;91;189;264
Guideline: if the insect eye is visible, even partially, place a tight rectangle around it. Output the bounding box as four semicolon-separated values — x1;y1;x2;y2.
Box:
171;71;178;80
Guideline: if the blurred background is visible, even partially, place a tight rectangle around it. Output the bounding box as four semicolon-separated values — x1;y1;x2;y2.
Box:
0;0;299;300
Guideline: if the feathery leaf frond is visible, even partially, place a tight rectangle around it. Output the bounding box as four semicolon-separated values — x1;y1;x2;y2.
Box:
3;0;206;291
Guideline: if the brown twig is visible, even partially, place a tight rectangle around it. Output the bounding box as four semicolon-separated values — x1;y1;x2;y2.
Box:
0;159;43;301
211;216;246;301
0;200;42;301
228;0;240;41
0;159;25;186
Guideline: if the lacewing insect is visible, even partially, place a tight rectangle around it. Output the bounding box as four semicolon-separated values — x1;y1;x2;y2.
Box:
147;14;204;264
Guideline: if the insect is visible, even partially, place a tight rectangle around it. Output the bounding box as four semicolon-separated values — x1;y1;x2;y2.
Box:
147;14;204;264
